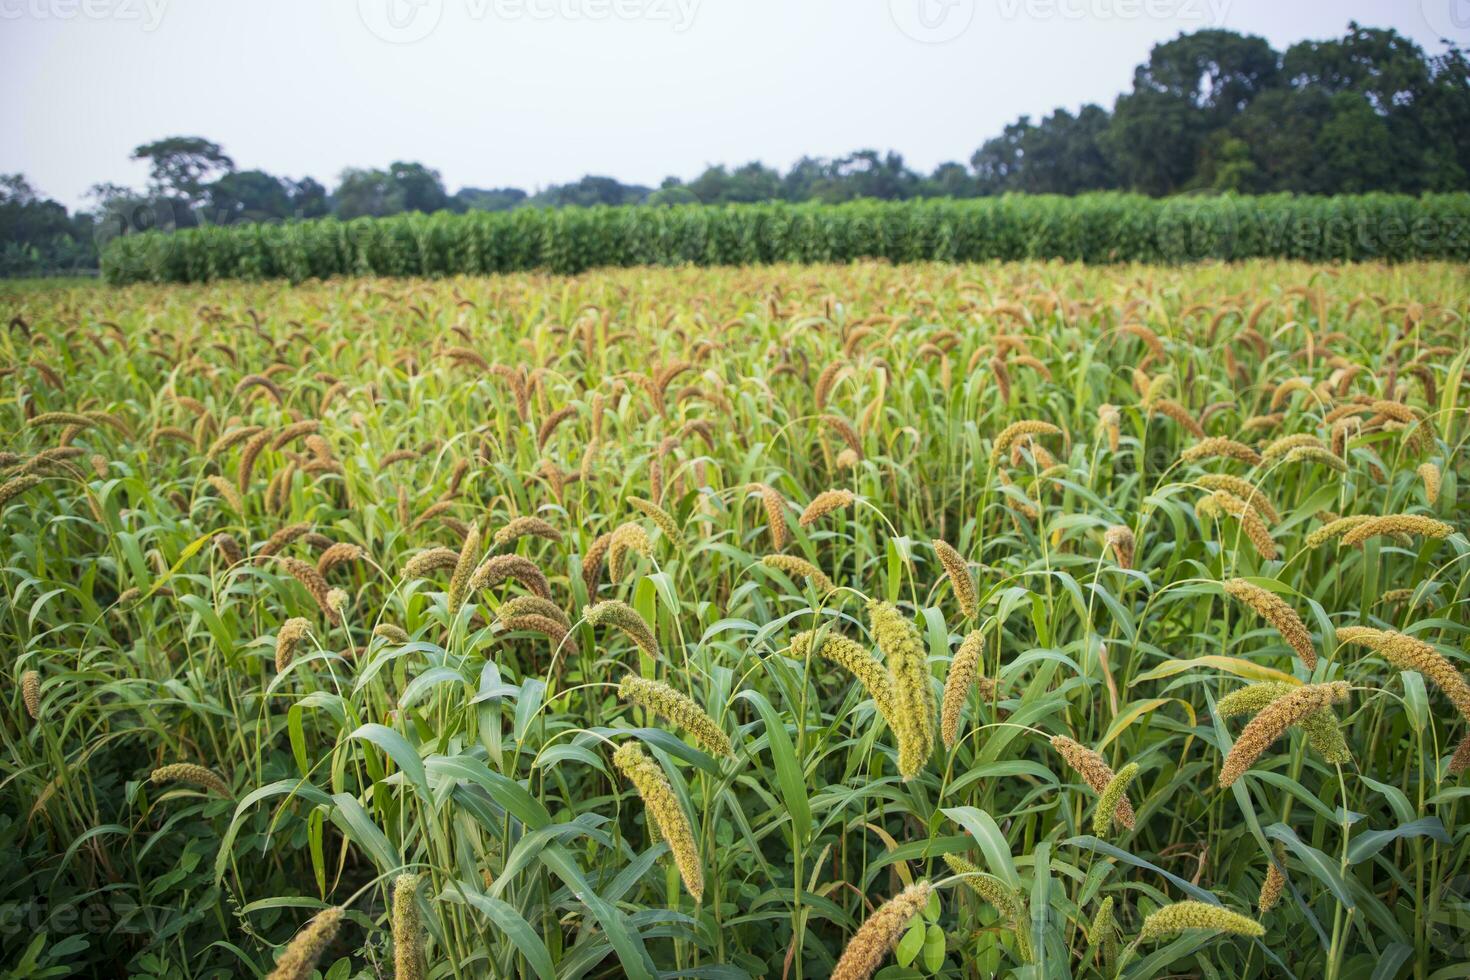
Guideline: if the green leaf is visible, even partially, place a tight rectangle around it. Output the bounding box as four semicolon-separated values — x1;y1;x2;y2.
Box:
349;724;429;803
736;689;811;845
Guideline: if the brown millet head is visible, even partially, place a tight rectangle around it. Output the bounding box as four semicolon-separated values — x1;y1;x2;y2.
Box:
1103;525;1135;569
1181;437;1263;467
1449;732;1470;776
1050;734;1135;829
830;881;933;980
607;522;652;581
278;557;341;625
1336;627;1470;721
275;617;311;672
799;488;856;527
760;554;837;595
446;521;481;614
1195;475;1279;524
1419;462;1442;506
468;554;551;600
21;669;41;720
1203;490;1278;560
991;420;1062;466
1148;398;1205;438
581;532;612;597
315;542;365;577
265;906;344;980
1218;681;1350;787
1339;514;1454;548
493;515;562;548
402;547;459;579
749;483;790;549
1258;845;1288;915
931;538;977;619
1222;579;1317;670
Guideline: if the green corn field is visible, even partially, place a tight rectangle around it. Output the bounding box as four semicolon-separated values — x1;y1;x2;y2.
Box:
98;195;1470;284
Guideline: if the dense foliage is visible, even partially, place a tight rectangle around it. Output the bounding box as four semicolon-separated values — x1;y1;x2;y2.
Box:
98;194;1470;284
2;260;1468;978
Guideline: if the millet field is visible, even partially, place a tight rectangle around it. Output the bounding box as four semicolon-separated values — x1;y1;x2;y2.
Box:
2;259;1469;979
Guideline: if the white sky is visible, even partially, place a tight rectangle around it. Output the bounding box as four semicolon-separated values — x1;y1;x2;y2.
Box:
2;0;1464;209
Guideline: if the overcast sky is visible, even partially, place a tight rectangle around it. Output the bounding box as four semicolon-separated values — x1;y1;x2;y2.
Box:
2;0;1464;209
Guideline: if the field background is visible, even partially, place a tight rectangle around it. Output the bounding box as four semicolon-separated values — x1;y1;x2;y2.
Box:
2;259;1469;979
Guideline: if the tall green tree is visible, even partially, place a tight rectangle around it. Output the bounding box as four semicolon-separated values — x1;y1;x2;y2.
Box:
131;136;235;206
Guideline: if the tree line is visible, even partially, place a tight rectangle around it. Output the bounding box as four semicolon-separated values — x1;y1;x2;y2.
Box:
4;21;1467;276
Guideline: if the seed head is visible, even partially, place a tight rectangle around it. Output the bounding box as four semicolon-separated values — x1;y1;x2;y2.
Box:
1094;762;1140;838
1137;900;1264;943
1339;514;1454;548
830;881;932;980
468;554;551;599
1337;627;1470;721
613;741;703;901
1050;735;1134;829
799;489;855;527
943;854;1032;962
789;629;896;727
1181;437;1262;467
1219;682;1350;787
867;600;935;780
586;600;658;659
618;675;731;757
931;538;977;619
492;515;562;548
1103;525;1135;569
1222;579;1317;669
1217;682;1350;763
21;670;41;720
941;630;1002;750
760;554;836;595
266;906;344;980
991;420;1061;465
275;617;311;672
151;763;232;798
392;874;425;980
